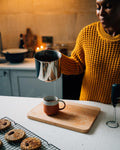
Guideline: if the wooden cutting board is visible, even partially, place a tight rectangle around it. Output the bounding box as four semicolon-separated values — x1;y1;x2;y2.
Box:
27;101;100;133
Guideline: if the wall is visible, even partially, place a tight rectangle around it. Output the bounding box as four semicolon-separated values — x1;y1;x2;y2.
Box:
0;0;97;49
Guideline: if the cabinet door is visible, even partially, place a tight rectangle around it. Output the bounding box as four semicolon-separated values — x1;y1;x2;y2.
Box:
0;70;12;96
11;70;63;98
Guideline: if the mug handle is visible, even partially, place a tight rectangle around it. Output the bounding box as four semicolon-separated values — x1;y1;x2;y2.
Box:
58;100;66;110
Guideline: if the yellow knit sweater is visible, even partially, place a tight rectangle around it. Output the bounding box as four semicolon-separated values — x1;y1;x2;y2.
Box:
61;22;120;104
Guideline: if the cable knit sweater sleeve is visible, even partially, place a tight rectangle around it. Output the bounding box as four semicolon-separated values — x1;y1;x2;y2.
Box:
61;28;85;75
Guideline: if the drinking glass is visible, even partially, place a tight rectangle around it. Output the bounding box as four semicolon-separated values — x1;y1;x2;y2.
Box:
106;84;120;128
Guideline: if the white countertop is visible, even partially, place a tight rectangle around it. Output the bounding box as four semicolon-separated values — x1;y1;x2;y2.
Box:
0;58;35;70
0;96;120;150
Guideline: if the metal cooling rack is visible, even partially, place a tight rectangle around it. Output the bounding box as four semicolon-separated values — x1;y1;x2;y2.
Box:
0;117;60;150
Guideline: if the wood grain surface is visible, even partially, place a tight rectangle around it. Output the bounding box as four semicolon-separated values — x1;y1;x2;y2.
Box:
27;101;100;133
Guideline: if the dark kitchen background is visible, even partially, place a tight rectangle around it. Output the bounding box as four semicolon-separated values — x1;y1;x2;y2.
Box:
0;0;97;100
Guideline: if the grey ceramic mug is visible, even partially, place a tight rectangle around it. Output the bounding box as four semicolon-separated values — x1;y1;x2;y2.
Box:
43;96;66;115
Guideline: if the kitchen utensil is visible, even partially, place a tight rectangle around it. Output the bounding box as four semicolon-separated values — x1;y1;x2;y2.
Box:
43;96;66;115
106;84;120;128
27;101;100;133
35;50;61;82
23;28;37;58
2;48;28;63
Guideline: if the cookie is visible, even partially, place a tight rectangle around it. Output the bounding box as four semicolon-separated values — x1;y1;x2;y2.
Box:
0;140;3;148
20;137;42;150
5;129;25;142
0;119;11;130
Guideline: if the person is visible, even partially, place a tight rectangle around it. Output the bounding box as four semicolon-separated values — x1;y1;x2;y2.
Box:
61;0;120;104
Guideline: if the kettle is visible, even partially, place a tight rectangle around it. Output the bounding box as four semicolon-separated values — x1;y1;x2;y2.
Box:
35;50;62;82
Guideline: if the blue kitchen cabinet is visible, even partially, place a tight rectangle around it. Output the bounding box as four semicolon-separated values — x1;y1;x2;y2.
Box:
0;69;12;96
11;70;63;98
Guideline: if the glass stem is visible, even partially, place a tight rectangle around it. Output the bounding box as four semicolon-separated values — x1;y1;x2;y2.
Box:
113;107;116;123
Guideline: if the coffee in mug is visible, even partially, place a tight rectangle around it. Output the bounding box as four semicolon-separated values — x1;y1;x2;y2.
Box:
43;96;66;115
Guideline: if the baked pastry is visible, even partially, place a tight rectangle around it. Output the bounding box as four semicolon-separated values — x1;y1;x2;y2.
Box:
0;119;11;130
5;129;25;142
0;140;3;148
20;137;42;150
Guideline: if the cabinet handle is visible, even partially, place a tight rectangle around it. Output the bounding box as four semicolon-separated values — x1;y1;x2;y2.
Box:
3;71;7;76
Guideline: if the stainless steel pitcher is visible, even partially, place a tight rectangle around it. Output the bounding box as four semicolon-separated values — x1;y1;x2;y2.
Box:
35;50;62;82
